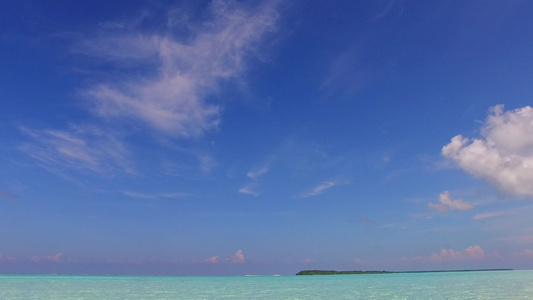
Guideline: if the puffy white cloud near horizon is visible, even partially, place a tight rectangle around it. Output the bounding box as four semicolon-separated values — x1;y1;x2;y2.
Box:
428;191;474;213
302;258;314;264
31;253;63;263
412;246;485;263
518;249;533;259
443;105;533;197
204;256;219;264
0;254;17;262
230;250;245;264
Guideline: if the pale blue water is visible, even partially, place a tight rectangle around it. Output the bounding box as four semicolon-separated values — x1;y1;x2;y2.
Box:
1;270;532;299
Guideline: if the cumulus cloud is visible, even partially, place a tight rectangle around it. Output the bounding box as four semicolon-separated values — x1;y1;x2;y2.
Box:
442;105;533;197
300;180;343;198
428;191;474;213
31;253;63;263
80;0;279;137
518;249;533;259
231;250;245;264
0;254;17;262
412;246;485;262
205;256;219;264
353;258;365;264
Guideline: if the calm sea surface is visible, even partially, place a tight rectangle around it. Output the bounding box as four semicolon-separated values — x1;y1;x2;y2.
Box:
1;270;532;299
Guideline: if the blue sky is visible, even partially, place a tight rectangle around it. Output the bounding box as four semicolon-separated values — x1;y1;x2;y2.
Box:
1;0;533;275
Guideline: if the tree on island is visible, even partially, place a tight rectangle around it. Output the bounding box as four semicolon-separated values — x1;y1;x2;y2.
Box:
296;270;392;275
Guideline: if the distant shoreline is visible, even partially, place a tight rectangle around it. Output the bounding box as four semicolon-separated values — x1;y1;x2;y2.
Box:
296;269;513;275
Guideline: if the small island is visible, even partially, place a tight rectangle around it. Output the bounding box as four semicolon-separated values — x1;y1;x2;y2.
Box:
296;270;392;275
296;269;513;275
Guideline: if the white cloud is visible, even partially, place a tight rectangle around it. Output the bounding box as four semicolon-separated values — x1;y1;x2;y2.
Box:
0;254;17;262
21;1;279;176
412;245;485;262
239;185;258;196
80;0;279;137
230;250;244;264
518;249;533;259
247;166;270;180
204;256;219;264
443;105;533;197
496;235;533;244
19;125;133;176
302;258;313;264
473;211;503;220
31;253;63;263
428;191;474;213
240;164;271;196
300;180;343;198
353;258;365;264
321;44;368;99
0;190;18;200
198;154;216;174
160;192;189;199
123;191;188;199
123;191;157;199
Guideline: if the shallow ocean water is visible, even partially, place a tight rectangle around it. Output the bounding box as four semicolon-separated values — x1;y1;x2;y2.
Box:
1;270;532;299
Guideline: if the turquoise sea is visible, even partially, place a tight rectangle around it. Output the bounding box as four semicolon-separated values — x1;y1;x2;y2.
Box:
1;270;532;299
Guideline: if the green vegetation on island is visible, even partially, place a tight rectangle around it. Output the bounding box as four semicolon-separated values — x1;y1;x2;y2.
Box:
296;270;392;275
296;269;513;275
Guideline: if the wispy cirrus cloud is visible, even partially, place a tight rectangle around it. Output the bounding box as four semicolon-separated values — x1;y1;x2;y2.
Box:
321;44;369;99
473;211;503;220
123;191;157;199
79;0;279;137
299;180;345;198
19;125;133;176
20;1;280;177
443;105;533;197
0;190;18;200
123;191;189;199
238;185;259;196
428;191;474;213
247;166;270;180
239;164;270;196
496;235;533;244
